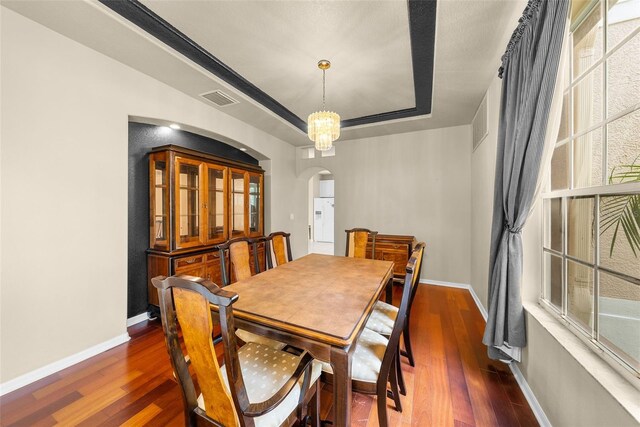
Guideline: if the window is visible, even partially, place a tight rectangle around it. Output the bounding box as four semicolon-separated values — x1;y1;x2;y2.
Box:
542;0;640;376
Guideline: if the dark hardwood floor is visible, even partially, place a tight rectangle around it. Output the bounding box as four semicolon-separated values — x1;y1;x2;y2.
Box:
0;284;538;426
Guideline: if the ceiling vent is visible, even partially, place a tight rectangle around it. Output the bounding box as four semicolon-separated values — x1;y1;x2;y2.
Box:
472;93;489;151
201;90;239;107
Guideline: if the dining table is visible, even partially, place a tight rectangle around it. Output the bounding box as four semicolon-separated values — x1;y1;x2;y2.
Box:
222;253;394;427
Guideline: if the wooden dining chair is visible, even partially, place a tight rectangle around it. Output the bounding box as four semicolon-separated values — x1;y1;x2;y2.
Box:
320;243;425;427
218;237;287;350
266;231;293;269
365;243;426;368
218;237;263;286
345;228;378;259
152;275;322;427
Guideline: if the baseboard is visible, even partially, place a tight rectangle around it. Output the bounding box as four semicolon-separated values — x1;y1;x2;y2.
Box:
508;362;552;427
420;278;470;289
0;333;130;396
421;278;549;426
419;279;488;320
126;312;150;327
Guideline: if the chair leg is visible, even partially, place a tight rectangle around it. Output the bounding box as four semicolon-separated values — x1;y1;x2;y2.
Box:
376;377;390;427
402;317;415;367
388;354;403;413
396;345;406;396
310;381;321;427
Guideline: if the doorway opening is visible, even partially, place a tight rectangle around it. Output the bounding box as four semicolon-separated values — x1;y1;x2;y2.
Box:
308;170;334;255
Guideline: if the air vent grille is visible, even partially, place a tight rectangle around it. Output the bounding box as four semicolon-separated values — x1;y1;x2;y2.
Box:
472;94;488;151
201;90;239;107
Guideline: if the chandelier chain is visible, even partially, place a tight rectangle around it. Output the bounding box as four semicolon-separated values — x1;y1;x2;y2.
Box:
322;69;326;110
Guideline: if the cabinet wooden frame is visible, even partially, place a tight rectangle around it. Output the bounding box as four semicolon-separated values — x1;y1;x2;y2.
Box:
174;156;206;249
149;151;170;250
203;163;228;246
229;168;249;239
247;172;263;238
147;145;264;309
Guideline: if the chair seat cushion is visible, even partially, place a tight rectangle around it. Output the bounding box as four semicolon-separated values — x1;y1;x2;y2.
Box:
236;328;287;350
320;328;388;384
365;300;398;336
198;342;321;427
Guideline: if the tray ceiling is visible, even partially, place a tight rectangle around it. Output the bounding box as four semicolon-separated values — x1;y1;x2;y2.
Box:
2;0;527;145
100;0;437;132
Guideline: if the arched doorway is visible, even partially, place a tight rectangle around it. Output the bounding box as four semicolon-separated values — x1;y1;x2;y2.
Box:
308;170;334;254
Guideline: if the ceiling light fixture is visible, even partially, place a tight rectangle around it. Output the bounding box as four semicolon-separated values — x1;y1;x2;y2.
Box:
169;123;181;130
308;60;340;151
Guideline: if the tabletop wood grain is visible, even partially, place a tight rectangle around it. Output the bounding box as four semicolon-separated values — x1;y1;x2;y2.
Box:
224;253;394;347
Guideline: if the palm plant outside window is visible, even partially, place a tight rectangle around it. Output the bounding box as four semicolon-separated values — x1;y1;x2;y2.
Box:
542;0;640;375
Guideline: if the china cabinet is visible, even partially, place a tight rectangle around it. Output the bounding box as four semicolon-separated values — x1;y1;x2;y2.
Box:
146;145;264;307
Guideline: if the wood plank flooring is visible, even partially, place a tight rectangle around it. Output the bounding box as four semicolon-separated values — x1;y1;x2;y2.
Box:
0;285;538;426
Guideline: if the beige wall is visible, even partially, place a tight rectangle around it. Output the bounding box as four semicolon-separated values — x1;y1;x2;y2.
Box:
297;125;472;285
470;73;638;426
0;8;306;383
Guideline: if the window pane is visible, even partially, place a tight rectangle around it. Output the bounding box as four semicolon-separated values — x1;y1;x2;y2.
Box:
567;260;594;329
607;0;640;51
573;128;603;188
600;194;640;280
551;142;570;190
557;92;570;141
573;1;603;78
573;65;604;133
599;271;640;369
568;197;596;262
544;198;564;252
544;252;564;310
607;32;640;117
607;109;640;181
563;51;571;90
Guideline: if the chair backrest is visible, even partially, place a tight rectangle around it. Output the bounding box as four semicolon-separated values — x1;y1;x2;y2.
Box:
408;242;426;310
217;237;263;286
266;231;292;268
380;242;425;375
345;228;378;259
152;275;244;427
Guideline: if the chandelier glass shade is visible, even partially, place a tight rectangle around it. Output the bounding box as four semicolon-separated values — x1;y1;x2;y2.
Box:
308;60;340;151
307;110;340;151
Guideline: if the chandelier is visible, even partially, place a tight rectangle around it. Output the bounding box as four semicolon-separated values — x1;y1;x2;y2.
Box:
308;60;340;151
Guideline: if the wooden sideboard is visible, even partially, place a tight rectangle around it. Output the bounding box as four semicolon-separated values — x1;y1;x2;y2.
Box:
367;234;417;284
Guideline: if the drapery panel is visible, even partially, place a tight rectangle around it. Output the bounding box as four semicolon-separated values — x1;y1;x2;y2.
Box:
483;0;570;362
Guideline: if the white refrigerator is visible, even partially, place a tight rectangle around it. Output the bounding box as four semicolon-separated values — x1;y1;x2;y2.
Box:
313;197;334;243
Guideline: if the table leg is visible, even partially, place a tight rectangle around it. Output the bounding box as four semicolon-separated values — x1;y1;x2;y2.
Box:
385;277;394;303
330;346;352;427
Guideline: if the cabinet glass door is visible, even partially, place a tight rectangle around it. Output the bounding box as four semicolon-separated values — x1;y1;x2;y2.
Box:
248;173;262;236
230;170;247;237
205;165;227;244
176;158;204;248
149;152;169;250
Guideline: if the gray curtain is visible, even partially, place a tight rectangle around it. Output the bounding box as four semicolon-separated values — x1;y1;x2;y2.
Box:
483;0;569;363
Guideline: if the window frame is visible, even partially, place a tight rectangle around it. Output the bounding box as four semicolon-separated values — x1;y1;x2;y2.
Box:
541;0;640;379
